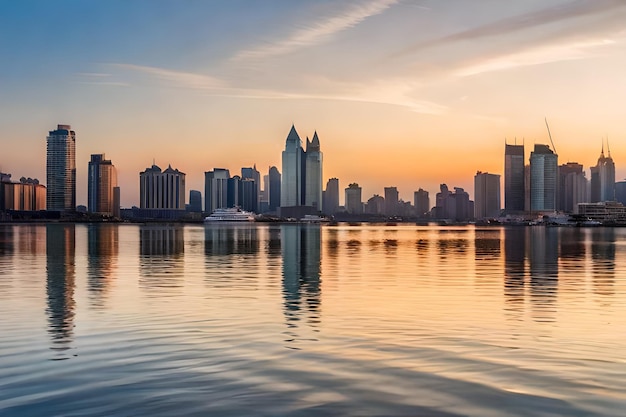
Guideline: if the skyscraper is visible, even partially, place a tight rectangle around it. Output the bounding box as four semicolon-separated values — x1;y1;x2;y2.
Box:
345;183;362;214
140;163;185;209
558;162;587;213
281;125;304;208
384;187;399;216
504;144;525;213
323;178;339;215
268;166;281;213
188;190;202;212
88;154;118;215
590;143;615;202
242;165;261;208
474;171;501;219
305;132;323;210
414;188;429;218
530;144;558;212
46;124;76;211
204;168;230;213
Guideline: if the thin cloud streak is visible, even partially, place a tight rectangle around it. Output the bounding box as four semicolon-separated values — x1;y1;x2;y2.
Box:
391;0;626;58
455;37;617;77
233;0;399;61
108;62;445;114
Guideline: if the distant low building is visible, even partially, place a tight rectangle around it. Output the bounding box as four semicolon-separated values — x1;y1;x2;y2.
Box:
1;173;46;211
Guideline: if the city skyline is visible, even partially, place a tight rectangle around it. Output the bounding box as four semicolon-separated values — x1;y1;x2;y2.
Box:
2;1;626;206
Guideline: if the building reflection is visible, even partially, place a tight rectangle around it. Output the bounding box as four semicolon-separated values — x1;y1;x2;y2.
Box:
591;228;615;300
503;227;526;321
204;224;259;256
281;224;321;347
474;229;501;280
0;226;15;297
87;224;119;308
46;224;76;358
139;225;184;291
528;227;559;322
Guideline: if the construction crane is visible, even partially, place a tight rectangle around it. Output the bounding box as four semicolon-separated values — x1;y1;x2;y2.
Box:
544;117;557;154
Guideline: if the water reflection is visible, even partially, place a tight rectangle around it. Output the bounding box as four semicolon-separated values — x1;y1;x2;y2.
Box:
529;228;559;322
46;224;76;359
591;228;616;301
503;227;526;321
281;225;321;347
139;225;184;291
87;224;119;308
204;224;259;256
0;226;15;294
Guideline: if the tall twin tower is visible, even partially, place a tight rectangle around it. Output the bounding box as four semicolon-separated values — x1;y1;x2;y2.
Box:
280;125;323;218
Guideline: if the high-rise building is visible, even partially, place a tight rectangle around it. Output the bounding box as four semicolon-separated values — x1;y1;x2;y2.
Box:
204;168;230;213
268;166;281;212
345;183;362;214
384;187;399;216
140;163;185;209
242;165;261;208
88;154;118;216
590;144;615;202
474;171;501;219
46;124;76;211
188;190;202;212
558;162;587;213
414;188;429;218
281;125;304;208
239;178;258;213
504;144;525;213
305;132;323;210
280;125;324;217
530;144;558;212
615;180;626;206
435;184;472;221
366;194;384;215
323;178;339;215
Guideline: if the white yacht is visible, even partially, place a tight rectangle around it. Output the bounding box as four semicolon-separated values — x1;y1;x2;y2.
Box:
204;208;256;222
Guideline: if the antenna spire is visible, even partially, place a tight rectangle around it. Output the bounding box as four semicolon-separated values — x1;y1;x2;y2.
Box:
544;117;557;154
607;136;611;157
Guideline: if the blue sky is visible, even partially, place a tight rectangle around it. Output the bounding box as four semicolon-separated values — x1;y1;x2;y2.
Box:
2;0;626;206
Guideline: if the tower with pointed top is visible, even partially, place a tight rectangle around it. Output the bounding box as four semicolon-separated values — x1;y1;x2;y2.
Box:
281;125;304;208
305;131;323;210
140;163;186;209
590;140;615;202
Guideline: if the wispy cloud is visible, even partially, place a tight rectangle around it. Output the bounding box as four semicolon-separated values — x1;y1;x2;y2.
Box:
455;37;617;77
110;63;225;89
74;72;129;87
391;0;626;58
233;0;399;61
108;62;444;114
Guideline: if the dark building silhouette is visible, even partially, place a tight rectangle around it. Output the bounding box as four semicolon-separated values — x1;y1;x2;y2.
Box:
384;187;399;216
590;143;615;202
323;178;339;215
414;188;430;218
188;190;202;212
504;143;525;213
268;166;281;213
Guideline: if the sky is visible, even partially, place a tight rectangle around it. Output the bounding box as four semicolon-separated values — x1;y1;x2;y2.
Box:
1;0;626;207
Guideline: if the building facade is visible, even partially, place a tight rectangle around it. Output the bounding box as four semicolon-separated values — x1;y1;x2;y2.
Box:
281;125;304;208
530;144;558;212
323;178;339;215
1;175;46;211
88;154;118;215
268;166;281;212
504;144;525;213
345;183;362;214
140;164;186;209
204;168;230;213
558;162;587;213
304;132;323;210
474;171;501;219
590;145;615;202
384;187;399;216
414;188;430;218
46;124;76;211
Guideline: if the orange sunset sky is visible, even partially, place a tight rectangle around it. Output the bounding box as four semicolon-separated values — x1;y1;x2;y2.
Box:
1;1;626;207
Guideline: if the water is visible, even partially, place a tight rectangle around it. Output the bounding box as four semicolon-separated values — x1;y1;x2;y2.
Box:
0;223;625;416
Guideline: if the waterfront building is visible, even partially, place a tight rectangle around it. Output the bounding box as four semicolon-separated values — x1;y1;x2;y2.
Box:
577;201;626;223
590;143;615;202
530;144;558;212
188;190;202;212
414;188;429;218
140;163;185;210
88;154;118;216
239;178;258;213
205;168;230;213
474;171;501;219
305;132;323;210
384;187;399;216
365;194;384;215
435;184;472;221
345;183;363;214
268;166;281;213
504;144;525;213
281;125;305;208
323;178;339;215
615;180;626;206
1;175;46;211
242;165;261;208
558;162;587;213
46;124;76;211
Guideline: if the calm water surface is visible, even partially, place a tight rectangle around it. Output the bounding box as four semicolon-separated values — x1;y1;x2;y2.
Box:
0;223;625;416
